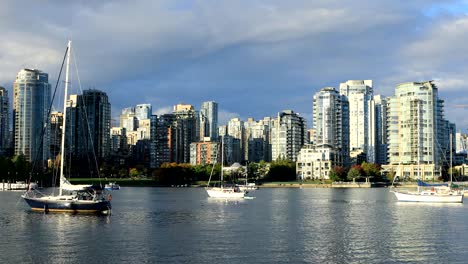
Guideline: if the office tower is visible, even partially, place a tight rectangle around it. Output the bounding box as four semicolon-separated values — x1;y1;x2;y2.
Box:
271;110;307;162
13;69;51;163
110;127;127;153
173;104;197;163
155;114;176;167
120;107;137;132
50;111;63;159
226;117;244;162
67;89;111;161
373;95;387;165
135;104;152;121
244;118;270;162
339;80;373;161
0;87;9;156
313;87;349;165
384;81;450;180
199;101;218;141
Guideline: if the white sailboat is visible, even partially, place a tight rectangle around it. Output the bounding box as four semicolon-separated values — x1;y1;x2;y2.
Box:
205;137;246;199
22;40;112;214
391;134;463;203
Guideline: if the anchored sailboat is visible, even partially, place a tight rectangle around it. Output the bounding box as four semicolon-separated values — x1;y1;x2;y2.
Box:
205;136;246;199
391;134;463;203
22;40;112;214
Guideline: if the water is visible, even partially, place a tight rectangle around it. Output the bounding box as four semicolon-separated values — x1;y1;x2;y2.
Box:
2;187;468;263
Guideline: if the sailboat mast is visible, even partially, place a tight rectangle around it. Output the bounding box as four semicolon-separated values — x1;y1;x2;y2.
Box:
450;133;453;183
221;136;224;186
59;40;71;196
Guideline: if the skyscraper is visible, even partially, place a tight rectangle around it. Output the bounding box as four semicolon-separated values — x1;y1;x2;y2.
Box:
135;104;152;121
173;104;197;163
339;80;373;161
373;95;387;165
313;87;349;165
383;81;450;180
227;117;244;162
0;87;9;156
199;101;218;141
13;69;51;163
271;110;307;162
67;89;111;162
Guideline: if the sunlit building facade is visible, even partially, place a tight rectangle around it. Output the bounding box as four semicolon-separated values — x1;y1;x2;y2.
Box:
13;69;51;163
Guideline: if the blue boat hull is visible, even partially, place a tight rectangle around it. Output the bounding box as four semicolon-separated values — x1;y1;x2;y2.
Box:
23;197;111;215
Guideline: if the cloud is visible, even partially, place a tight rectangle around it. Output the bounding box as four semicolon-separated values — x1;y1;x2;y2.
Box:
2;0;468;132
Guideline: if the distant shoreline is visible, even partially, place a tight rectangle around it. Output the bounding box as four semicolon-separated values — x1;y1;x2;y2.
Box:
69;178;396;188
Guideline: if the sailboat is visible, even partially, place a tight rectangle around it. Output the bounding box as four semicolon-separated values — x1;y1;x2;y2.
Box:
22;40;112;214
391;134;463;203
205;136;246;199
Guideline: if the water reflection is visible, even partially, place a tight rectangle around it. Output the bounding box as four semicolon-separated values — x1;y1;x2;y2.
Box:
2;187;468;263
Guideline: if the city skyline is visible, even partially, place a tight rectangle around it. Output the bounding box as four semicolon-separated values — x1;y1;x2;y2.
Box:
1;1;468;130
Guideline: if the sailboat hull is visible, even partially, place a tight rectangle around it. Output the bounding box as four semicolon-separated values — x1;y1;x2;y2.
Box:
206;187;245;199
23;196;112;215
392;190;463;203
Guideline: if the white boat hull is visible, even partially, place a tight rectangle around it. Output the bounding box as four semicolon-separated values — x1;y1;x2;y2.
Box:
206;187;245;199
392;190;463;203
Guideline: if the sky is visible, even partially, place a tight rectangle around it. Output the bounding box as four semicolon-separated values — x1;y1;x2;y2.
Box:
1;0;468;130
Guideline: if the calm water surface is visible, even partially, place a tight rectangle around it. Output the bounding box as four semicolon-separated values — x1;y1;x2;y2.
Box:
1;187;468;263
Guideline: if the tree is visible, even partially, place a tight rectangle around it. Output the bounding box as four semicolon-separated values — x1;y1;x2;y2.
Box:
265;160;296;181
361;162;381;180
347;166;362;181
329;166;347;181
129;168;139;178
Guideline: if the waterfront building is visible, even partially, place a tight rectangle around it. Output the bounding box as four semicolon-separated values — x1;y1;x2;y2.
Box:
155;114;176;167
373;95;387;165
110;127;127;153
13;69;51;163
227;118;245;162
271;110;307;162
383;81;453;180
339;80;374;162
190;141;219;165
244;118;271;162
50;111;63;159
222;135;242;165
199;101;218;142
0;87;9;156
296;144;343;180
67;89;111;161
313;87;350;166
173;104;197;163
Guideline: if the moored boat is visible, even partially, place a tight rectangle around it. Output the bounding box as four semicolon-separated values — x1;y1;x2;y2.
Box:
22;40;112;215
205;136;246;199
105;182;121;190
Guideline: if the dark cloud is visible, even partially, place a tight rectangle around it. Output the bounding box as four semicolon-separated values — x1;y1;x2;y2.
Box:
1;0;468;129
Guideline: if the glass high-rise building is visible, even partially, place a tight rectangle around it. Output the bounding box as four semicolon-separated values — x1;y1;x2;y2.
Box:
135;104;152;121
339;80;373;160
13;69;51;163
199;101;218;141
383;81;451;180
271;110;307;162
67;89;111;161
313;87;349;165
0;87;9;156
